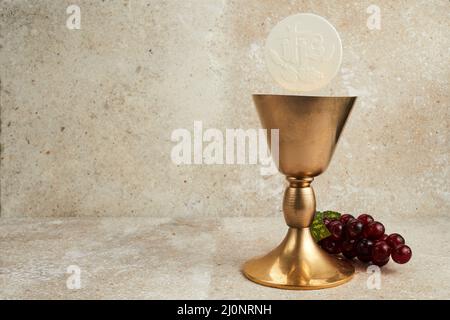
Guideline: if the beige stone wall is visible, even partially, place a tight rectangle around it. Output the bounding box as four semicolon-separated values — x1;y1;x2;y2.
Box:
1;0;448;218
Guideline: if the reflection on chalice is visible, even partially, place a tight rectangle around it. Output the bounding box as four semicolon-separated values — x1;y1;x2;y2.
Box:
243;94;357;290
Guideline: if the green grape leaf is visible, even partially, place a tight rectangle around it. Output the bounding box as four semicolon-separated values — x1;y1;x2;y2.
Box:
322;210;341;220
310;210;342;242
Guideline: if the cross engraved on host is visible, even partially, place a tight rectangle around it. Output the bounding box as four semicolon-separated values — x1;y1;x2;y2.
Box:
269;25;335;85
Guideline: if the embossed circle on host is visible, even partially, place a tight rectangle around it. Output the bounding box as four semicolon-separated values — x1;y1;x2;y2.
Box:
265;13;343;92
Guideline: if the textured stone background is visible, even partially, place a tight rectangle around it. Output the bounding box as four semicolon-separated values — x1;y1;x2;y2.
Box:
1;0;449;218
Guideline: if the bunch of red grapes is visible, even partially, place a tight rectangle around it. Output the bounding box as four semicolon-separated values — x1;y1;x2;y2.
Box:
319;214;412;266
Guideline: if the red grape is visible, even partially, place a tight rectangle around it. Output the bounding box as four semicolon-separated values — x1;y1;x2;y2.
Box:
357;214;374;226
342;239;357;259
327;220;343;240
372;241;391;261
372;256;390;267
323;217;332;226
345;219;364;239
377;234;389;242
386;233;405;249
320;237;341;254
392;244;412;264
340;214;354;225
356;238;374;262
363;221;385;240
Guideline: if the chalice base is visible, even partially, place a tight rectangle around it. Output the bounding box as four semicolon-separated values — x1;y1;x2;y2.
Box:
242;227;354;290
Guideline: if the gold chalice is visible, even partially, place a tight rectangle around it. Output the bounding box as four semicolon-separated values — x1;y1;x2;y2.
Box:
243;94;357;290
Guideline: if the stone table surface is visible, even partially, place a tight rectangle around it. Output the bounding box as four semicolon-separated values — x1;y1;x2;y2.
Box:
1;215;448;299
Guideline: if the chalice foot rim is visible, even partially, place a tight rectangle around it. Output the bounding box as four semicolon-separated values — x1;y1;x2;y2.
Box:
242;227;355;290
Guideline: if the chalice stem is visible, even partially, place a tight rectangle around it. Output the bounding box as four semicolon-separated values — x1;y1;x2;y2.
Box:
283;177;316;228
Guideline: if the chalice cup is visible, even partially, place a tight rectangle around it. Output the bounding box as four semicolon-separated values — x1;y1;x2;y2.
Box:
243;94;357;290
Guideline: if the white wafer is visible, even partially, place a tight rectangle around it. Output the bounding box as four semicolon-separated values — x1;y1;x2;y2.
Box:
265;13;342;92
